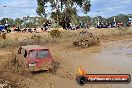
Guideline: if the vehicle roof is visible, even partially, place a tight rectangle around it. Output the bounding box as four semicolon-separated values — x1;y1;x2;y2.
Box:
21;45;49;50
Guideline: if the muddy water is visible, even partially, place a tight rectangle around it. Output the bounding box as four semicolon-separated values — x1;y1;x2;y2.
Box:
84;39;132;88
96;39;132;69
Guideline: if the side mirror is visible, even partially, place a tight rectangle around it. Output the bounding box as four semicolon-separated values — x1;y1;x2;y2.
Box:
17;48;21;54
17;51;21;54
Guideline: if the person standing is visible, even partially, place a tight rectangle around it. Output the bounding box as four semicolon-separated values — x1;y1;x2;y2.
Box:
44;21;49;31
13;25;16;31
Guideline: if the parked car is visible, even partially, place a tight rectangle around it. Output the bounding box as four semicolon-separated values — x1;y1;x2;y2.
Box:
17;45;54;71
0;25;5;31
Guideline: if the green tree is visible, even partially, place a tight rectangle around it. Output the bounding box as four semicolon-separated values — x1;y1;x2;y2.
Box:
22;16;46;28
36;0;91;27
127;14;132;18
37;16;46;27
106;14;130;24
79;16;91;23
116;14;129;24
7;18;14;26
91;16;102;27
14;18;23;27
0;18;8;25
36;0;91;15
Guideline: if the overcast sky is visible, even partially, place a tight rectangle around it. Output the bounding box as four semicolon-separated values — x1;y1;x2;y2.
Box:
0;0;132;19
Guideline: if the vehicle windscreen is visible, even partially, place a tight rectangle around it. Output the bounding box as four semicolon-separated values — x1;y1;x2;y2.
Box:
29;49;49;59
37;50;49;58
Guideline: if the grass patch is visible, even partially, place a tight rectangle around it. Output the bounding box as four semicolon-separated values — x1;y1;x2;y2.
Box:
50;30;61;38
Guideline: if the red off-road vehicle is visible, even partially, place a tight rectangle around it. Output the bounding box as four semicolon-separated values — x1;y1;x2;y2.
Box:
17;45;54;71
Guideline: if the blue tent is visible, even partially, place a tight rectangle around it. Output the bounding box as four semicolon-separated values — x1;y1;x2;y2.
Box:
0;25;5;31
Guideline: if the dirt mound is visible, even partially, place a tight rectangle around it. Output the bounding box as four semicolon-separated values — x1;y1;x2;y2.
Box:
73;31;100;48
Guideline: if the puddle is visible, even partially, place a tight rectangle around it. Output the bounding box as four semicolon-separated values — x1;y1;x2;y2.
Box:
94;41;132;68
96;50;132;67
82;39;132;88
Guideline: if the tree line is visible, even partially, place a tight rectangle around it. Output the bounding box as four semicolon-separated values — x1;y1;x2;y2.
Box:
0;16;46;28
0;14;131;28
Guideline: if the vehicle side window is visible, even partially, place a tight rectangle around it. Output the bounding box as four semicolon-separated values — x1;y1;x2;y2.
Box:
24;50;27;58
21;48;27;58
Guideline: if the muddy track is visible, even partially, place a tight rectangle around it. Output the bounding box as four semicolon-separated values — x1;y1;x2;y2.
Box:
0;33;132;88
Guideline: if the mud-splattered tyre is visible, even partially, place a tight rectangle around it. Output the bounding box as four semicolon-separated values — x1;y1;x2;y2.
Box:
76;76;86;85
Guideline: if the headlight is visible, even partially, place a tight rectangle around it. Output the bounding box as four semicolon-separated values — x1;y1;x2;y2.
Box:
29;62;36;66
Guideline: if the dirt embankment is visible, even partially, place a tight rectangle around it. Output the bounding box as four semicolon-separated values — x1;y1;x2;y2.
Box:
0;28;132;88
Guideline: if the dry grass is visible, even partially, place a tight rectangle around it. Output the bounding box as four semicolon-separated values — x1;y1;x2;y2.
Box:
88;28;132;36
0;28;132;48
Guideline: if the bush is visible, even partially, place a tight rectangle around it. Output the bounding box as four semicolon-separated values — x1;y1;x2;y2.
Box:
2;33;6;39
61;31;77;38
30;35;42;40
0;39;19;48
50;30;61;38
0;32;6;39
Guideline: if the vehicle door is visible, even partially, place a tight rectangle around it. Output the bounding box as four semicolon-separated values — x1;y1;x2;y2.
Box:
18;48;27;67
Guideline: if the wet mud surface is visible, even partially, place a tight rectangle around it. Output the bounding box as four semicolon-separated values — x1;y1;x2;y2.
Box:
0;36;132;88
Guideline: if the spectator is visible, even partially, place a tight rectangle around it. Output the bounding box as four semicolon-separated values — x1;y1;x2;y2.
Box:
17;26;21;32
14;26;21;32
13;25;16;31
28;28;32;33
22;28;27;33
44;22;49;31
34;28;37;32
41;28;44;32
